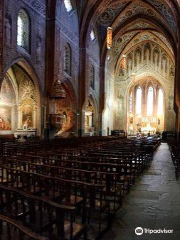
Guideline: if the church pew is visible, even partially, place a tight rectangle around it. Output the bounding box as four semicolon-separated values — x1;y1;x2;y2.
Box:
0;184;86;240
0;166;111;238
4;159;123;212
0;214;48;240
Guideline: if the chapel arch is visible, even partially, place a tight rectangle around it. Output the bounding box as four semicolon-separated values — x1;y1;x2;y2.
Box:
83;95;98;136
0;60;42;136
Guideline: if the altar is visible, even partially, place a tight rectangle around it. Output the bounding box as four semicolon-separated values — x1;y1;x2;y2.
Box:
14;129;36;140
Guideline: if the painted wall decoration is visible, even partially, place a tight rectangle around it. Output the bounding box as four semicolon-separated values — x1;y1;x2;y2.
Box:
0;78;16;104
51;90;75;135
0;107;11;130
19;76;35;101
56;109;74;133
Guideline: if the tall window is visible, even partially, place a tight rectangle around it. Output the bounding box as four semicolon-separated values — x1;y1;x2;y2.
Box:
147;87;154;116
158;89;164;116
136;87;142;115
90;65;95;89
90;30;95;41
129;92;133;114
64;43;71;75
17;9;30;51
64;0;73;12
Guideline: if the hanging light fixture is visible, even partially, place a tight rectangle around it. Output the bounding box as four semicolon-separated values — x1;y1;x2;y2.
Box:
50;78;66;99
121;54;126;70
107;27;113;50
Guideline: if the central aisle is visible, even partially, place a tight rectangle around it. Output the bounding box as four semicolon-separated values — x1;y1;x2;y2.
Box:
102;143;180;240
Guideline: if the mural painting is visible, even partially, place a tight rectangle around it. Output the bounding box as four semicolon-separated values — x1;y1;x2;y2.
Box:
50;91;75;135
0;107;11;130
0;78;15;104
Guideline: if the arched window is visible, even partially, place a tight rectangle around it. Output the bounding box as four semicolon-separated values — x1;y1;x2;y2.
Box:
64;43;71;75
158;89;164;116
136;87;142;115
17;9;30;51
64;0;73;12
90;30;95;41
147;86;154;116
129;92;133;114
90;65;95;89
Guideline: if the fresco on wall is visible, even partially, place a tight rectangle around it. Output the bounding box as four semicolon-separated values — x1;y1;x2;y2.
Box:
55;92;74;134
56;108;74;132
0;107;11;130
22;105;33;128
0;78;16;104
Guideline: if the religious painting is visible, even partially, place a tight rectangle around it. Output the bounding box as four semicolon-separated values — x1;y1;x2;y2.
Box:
22;104;33;128
60;110;74;132
85;115;89;127
0;107;11;130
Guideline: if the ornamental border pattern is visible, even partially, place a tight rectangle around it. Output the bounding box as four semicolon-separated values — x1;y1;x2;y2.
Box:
21;0;46;18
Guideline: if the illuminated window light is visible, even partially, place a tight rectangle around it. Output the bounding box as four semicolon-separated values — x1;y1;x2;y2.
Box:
64;0;73;12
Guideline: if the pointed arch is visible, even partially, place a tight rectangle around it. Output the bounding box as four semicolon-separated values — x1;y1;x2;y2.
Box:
3;58;42;136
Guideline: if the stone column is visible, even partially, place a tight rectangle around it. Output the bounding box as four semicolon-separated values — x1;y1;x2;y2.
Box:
78;48;87;136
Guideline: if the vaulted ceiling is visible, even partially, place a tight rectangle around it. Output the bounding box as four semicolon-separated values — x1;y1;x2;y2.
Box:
78;0;180;67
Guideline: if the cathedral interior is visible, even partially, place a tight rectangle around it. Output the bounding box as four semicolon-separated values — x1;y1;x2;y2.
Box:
0;0;180;240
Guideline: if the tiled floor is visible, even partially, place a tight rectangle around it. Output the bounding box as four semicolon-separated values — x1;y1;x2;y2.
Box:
102;143;180;240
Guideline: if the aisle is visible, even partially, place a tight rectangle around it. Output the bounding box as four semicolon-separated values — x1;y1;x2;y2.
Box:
102;143;180;240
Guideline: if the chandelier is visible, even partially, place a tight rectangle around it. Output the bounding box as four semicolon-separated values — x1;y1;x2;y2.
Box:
107;27;113;50
121;55;126;70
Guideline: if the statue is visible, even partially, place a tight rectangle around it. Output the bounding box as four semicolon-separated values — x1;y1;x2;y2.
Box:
23;116;31;130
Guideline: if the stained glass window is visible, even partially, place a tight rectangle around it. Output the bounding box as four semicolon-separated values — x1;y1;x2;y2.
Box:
17;9;30;51
90;30;95;41
147;87;154;116
64;0;73;12
136;87;142;115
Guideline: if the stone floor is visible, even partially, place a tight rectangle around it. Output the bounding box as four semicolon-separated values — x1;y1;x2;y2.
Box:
102;143;180;240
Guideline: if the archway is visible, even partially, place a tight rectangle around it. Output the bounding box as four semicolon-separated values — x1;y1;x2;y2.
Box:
0;61;41;137
83;96;98;136
85;100;95;136
127;78;167;135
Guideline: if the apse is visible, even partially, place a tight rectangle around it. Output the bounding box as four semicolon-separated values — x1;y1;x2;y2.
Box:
127;79;166;135
100;1;176;136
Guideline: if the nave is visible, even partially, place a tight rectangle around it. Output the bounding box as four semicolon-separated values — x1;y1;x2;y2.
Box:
103;143;180;240
0;136;159;240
